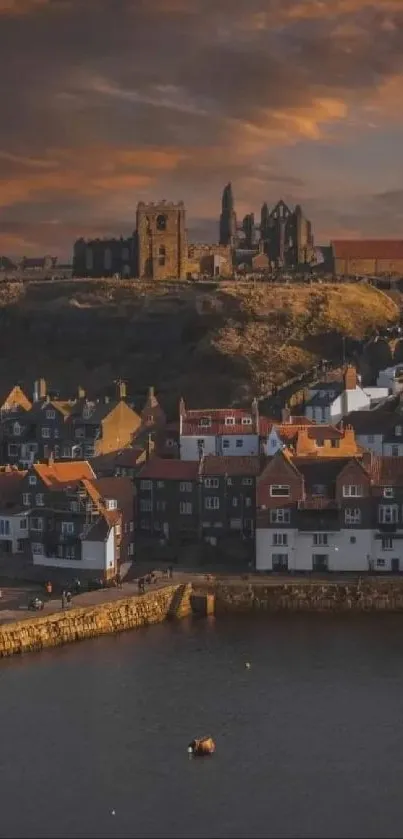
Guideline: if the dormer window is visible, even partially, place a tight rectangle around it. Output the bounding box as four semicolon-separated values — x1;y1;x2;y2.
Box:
241;417;252;425
225;417;235;426
46;409;55;420
13;422;21;436
395;426;402;436
29;475;37;486
106;499;117;510
384;487;394;499
198;417;211;428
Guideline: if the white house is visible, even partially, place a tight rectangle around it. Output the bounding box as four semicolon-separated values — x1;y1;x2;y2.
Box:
179;400;260;460
304;366;389;424
377;365;403;395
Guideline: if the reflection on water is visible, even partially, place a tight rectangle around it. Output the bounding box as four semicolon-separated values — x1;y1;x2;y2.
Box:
1;614;403;838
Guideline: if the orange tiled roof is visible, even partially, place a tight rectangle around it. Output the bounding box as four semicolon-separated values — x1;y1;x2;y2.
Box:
33;460;95;487
332;239;403;260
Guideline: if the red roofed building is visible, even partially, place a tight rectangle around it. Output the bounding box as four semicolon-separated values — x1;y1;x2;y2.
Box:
179;398;260;460
332;239;403;277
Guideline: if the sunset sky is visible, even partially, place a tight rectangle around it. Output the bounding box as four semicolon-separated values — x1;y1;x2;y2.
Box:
1;0;403;258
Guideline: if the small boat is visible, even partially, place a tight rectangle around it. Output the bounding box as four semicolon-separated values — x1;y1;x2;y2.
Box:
188;737;215;756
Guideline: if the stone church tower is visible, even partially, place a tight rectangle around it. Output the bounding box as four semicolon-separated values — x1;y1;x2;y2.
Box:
136;200;187;280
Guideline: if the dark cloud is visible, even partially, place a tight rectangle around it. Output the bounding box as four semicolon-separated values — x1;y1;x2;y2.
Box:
0;0;403;256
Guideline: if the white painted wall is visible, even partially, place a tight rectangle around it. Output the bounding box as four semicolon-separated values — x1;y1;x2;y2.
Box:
305;387;386;425
256;528;372;572
217;434;259;456
0;512;29;553
363;386;390;401
356;433;384;455
34;528;115;571
383;443;403;456
180;435;216;461
264;428;285;455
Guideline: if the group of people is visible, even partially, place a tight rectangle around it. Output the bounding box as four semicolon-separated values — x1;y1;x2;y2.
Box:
137;566;173;595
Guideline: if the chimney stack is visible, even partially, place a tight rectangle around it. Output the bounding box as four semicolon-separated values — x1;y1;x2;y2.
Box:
39;378;46;400
118;380;127;400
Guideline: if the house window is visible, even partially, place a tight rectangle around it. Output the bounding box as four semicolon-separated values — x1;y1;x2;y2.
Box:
270;485;290;497
8;444;18;456
245;497;252;507
83;406;92;419
46;409;55;419
0;520;10;536
42;428;50;438
22;493;30;506
198;417;211;428
367;435;375;443
70;501;79;512
180;502;192;515
30;517;43;532
226;478;232;486
158;245;166;266
140;480;152;490
235;439;243;448
156;481;165;489
140;500;153;512
350;536;356;544
156;501;166;511
13;422;21;436
384;488;394;499
140;519;151;529
223;440;230;448
270;508;290;524
129;521;134;532
241;417;252;425
378;505;398;524
32;543;43;555
342;485;363;497
392;445;399;457
19;518;27;530
106;499;117;510
205;497;219;510
242;478;253;486
232;497;238;507
204;478;219;489
180;482;192;492
61;521;74;535
62;446;71;458
313;533;328;546
272;553;288;571
377;559;386;568
225;417;235;426
29;475;37;486
129;543;134;555
35;493;44;506
345;508;361;524
312;554;329;571
382;537;393;550
396;426;402;436
272;533;288;546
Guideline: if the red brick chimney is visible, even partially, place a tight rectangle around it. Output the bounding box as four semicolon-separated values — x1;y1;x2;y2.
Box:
343;365;357;391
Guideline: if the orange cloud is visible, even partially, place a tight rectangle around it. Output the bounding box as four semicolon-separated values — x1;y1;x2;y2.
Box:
0;0;49;14
0;145;187;209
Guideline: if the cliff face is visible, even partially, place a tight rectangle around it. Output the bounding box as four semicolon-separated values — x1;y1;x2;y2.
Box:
0;280;397;409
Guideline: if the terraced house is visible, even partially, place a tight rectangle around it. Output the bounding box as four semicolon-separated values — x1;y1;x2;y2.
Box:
20;460;134;578
1;380;141;467
256;448;403;574
135;455;260;544
179;400;260;460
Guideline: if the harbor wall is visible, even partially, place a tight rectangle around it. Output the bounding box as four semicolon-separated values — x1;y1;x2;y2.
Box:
206;579;403;613
0;584;192;658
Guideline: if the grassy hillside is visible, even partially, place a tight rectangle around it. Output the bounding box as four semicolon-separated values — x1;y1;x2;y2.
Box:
0;280;397;410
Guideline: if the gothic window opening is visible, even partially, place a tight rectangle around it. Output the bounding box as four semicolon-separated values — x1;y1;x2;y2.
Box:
156;214;167;231
159;245;166;266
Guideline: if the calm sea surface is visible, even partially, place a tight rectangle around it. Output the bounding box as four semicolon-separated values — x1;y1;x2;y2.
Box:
2;615;403;839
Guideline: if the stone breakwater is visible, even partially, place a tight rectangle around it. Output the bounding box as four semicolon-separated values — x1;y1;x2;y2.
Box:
205;579;403;613
0;584;192;658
